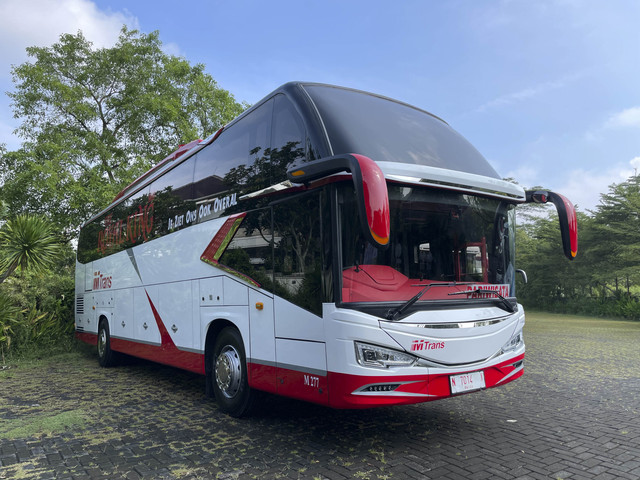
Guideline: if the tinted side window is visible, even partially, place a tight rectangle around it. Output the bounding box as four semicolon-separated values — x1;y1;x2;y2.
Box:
194;99;272;199
78;186;153;263
270;95;306;183
150;157;194;200
218;208;275;290
149;157;196;233
272;191;325;316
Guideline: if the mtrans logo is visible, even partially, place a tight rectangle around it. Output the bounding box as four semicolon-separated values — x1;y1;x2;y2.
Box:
93;271;112;290
410;339;445;352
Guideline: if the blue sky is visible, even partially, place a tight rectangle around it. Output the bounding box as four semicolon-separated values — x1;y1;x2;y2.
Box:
0;0;638;212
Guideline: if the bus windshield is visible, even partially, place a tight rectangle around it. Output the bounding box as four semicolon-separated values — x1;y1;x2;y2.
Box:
339;184;516;308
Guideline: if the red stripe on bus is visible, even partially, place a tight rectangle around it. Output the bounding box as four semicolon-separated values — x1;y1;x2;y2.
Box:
75;331;98;345
110;336;205;374
327;353;525;409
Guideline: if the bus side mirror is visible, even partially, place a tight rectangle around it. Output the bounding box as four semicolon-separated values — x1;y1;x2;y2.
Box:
525;190;578;260
516;269;528;284
287;154;390;248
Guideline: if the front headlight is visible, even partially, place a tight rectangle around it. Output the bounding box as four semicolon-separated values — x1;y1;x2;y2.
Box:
501;330;524;354
354;342;416;369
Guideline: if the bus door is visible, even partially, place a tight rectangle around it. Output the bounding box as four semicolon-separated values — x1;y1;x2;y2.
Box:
271;192;329;405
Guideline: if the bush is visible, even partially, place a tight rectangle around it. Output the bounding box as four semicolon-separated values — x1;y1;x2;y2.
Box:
0;292;22;361
0;264;75;360
521;295;640;321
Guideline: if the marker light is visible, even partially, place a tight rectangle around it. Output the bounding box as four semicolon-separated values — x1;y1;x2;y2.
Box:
501;331;523;354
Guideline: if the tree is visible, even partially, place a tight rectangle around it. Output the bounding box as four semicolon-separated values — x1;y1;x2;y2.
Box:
589;174;640;287
0;215;62;284
2;27;246;234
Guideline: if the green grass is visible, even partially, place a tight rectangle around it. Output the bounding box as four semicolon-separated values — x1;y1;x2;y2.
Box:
523;310;640;380
0;409;87;439
1;336;89;364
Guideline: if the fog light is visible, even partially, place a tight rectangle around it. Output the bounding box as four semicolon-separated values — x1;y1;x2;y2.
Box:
361;384;400;392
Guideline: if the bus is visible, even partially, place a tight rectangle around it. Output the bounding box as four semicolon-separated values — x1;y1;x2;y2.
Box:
75;82;578;417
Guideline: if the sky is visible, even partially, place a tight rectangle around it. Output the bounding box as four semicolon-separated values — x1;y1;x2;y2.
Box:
0;0;638;213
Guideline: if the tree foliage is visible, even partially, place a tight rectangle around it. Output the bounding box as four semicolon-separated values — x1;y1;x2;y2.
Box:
0;214;62;284
517;174;640;320
2;27;246;234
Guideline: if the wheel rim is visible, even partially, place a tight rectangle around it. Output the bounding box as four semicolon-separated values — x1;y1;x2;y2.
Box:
215;345;242;398
98;327;107;358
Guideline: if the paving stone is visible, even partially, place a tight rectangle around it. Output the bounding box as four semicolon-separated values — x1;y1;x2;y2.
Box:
0;318;638;479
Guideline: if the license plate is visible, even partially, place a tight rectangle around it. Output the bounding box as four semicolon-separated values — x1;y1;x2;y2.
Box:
450;371;485;394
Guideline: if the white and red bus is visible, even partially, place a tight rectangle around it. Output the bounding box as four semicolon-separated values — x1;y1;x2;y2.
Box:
75;82;578;416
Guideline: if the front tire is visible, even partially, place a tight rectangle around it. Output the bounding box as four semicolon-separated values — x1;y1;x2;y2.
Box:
97;319;118;368
212;327;256;417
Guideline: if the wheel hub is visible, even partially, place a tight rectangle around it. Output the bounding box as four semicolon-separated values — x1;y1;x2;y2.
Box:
215;346;241;398
98;328;106;358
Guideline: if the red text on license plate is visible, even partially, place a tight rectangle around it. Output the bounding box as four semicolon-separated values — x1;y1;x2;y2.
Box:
450;371;485;394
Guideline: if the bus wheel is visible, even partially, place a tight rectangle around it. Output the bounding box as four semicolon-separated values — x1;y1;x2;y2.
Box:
97;319;117;368
212;327;256;417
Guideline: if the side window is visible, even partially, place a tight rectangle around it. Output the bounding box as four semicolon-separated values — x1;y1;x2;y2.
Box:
272;191;324;316
271;95;306;183
122;186;153;245
218;208;275;290
194;99;273;200
149;157;196;233
150;157;194;200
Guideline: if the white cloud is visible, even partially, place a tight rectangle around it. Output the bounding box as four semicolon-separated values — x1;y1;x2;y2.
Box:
0;114;17;147
162;42;184;58
605;106;640;129
0;0;138;74
474;73;584;113
0;0;139;149
503;164;539;188
555;157;640;212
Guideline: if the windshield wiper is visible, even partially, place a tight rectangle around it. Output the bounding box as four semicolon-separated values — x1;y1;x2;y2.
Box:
448;289;516;313
386;283;457;321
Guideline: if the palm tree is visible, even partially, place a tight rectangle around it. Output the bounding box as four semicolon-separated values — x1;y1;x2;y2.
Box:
0;214;61;284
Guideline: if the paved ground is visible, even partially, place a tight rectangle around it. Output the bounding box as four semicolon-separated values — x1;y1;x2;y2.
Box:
1;313;639;480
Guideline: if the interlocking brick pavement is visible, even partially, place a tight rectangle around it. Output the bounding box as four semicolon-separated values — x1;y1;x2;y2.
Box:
1;313;639;479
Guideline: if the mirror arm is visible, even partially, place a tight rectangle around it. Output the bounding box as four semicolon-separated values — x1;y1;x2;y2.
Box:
525;190;578;260
287;154;390;248
516;269;528;284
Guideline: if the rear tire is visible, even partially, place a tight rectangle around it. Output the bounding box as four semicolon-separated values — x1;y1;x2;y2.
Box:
97;319;118;368
212;327;257;417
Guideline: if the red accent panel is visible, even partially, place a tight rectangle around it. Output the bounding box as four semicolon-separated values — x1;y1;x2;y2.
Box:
558;192;578;257
327;353;525;409
75;328;204;374
353;154;390;245
248;363;278;394
110;337;205;374
76;331;98;346
200;213;261;287
145;291;175;348
200;213;246;264
247;363;329;405
277;367;329;406
111;291;206;374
